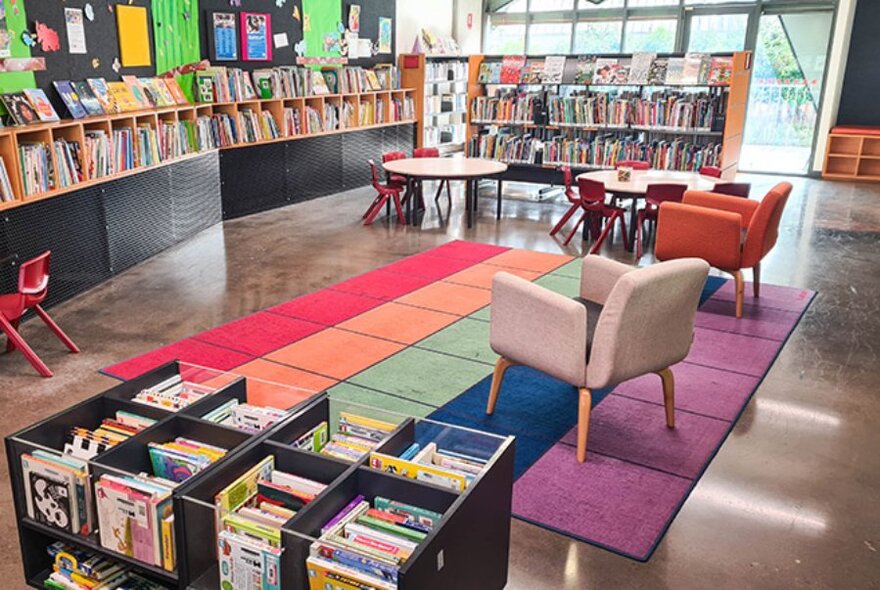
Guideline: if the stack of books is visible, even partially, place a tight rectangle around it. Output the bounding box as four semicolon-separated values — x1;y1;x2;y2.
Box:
214;455;327;589
63;410;156;460
84;130;112;178
306;495;444;589
283;107;301;136
202;399;289;434
370;441;489;492
196;115;218;150
52;138;84;188
147;437;227;483
136;124;161;167
158;119;197;160
238;108;265;144
359;100;375;126
131;374;216;411
44;542;170;589
305;106;323;133
112;127;135;172
341;101;356;129
209;113;239;147
18;142;55;196
323;103;339;131
291;413;397;462
0;157;15;201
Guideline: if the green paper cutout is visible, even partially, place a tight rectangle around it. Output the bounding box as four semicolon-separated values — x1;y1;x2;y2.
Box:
152;0;200;102
0;0;37;94
302;0;341;60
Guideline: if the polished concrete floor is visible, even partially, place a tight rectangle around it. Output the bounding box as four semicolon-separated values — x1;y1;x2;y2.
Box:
1;174;879;589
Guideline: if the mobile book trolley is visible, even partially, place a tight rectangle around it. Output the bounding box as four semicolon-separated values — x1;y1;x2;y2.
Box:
6;361;515;590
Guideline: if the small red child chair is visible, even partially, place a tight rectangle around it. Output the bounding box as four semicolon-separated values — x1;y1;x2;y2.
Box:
566;178;629;253
413;147;452;205
636;184;688;259
381;151;407;189
0;251;79;378
713;182;752;198
549;167;581;238
617;160;650;171
699;166;723;178
363;160;406;225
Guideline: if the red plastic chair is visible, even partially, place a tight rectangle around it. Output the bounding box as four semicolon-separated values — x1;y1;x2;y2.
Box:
413;147;452;205
382;151;407;188
363;160;406;225
617;160;650;171
0;251;79;378
700;166;723;178
636;184;688;259
549;167;581;237
713;182;751;198
565;179;629;254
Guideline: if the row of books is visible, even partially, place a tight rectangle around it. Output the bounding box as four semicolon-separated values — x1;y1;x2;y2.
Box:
480;53;733;87
44;542;169;589
426;60;468;83
469;131;723;172
19;142;55;196
0;156;15;201
306;495;444;589
213;455;327;589
201;399;289;434
53;139;84;189
197;65;402;104
291;413;398;463
131;374;216;411
471;93;539;124
239;108;282;144
49;77;189;123
159;119;199;161
547;90;723;130
63;411;156;461
370;440;490;492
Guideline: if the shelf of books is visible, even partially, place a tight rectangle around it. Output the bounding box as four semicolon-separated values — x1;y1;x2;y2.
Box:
6;363;514;590
399;54;469;155
0;65;416;212
465;51;752;181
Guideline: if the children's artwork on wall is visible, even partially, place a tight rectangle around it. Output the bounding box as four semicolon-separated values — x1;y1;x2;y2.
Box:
323;32;340;55
211;12;238;61
116;5;152;67
0;57;46;72
152;0;200;103
240;12;271;61
348;5;360;33
64;8;87;55
378;17;391;54
35;22;60;53
0;3;11;59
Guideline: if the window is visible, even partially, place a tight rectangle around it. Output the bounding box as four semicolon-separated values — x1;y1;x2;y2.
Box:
627;0;678;7
497;0;527;12
624;18;677;52
686;0;755;4
529;22;573;54
574;20;623;53
530;0;574;10
688;14;748;53
485;17;526;54
579;0;624;8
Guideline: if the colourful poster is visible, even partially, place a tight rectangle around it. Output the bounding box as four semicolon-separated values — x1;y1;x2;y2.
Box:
65;8;87;55
241;12;271;61
348;5;361;33
151;0;200;102
116;5;152;67
302;0;342;61
212;12;238;61
0;2;11;58
378;17;392;54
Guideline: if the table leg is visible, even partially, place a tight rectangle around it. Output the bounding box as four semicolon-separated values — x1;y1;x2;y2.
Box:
627;196;638;252
496;179;503;220
465;180;473;229
406;178;415;226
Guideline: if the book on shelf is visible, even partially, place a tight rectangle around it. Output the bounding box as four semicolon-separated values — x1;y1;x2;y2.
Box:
73;81;105;116
283;107;301;136
341;101;356;129
0;156;15;202
23;88;61;122
574;56;597;85
107;82;141;112
53;81;88;119
112;127;135;172
87;78;117;113
289;412;397;463
323;103;339;131
359;100;375;126
163;77;190;105
665;58;685;85
122;75;154;110
131;374;216;411
2;92;40;125
85;130;112;178
477;62;502;84
44;541;171;589
500;55;526;84
592;58;621;85
21;451;91;535
709;56;734;86
647;58;669;85
52;138;84;188
147;437;228;483
140;77;177;107
18;141;55;196
628;52;657;86
681;53;709;85
137;123;161;167
201;399;288;433
520;59;545;84
304;106;323;133
541;56;566;85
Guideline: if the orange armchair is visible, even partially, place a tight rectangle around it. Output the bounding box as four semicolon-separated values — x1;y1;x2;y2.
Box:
654;182;792;318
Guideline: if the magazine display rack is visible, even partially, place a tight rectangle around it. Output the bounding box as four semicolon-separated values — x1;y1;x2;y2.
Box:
7;364;515;590
0;89;415;212
464;51;752;183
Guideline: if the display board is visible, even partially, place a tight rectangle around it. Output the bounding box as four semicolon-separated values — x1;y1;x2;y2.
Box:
837;0;880;127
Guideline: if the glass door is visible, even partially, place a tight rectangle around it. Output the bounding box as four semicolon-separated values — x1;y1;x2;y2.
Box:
740;9;834;175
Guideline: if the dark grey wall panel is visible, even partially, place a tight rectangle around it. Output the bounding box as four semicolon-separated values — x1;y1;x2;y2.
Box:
170;153;223;241
343;127;385;189
838;1;880;126
220;143;289;219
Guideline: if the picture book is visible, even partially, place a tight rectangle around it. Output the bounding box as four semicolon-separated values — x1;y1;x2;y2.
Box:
95;478;157;564
681;53;707;85
2;92;39;125
477;62;502;84
222;512;281;547
73;81;105;116
708;56;734;86
22;455;76;532
142;78;176;107
215;455;275;522
87;78;117;113
541;56;566;85
311;71;330;96
628;52;656;85
592;59;620;85
647;58;669;85
292;421;329;452
22;89;60;122
665;58;685;85
306;556;396;590
148;444;212;483
107;82;140;112
196;72;216;103
520;60;544;84
500;55;526;84
574;56;596;85
163;77;190;105
53;81;87;119
218;530;281;590
368;452;468;492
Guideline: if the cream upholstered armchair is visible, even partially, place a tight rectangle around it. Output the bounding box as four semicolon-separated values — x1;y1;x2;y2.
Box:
487;256;709;463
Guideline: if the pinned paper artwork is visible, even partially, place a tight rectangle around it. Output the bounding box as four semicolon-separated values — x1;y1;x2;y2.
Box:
348;4;360;33
211;12;238;61
84;4;95;22
292;6;301;22
273;32;289;49
116;5;152;67
36;22;61;52
378;17;391;54
303;14;311;33
65;8;87;55
0;3;11;58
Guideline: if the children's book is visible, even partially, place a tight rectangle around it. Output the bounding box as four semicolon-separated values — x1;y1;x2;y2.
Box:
2;93;40;125
500;55;526;84
708;56;734;86
53;81;87;119
573;56;596;85
592;59;620;85
87;78;117;113
122;76;153;109
540;56;566;85
163;77;190;105
628;52;656;85
73;81;105;116
107;82;140;112
22;88;60;122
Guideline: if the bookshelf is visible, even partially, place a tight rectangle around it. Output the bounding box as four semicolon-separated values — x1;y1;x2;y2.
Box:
822;127;880;181
464;51;752;182
399;54;470;155
6;362;514;590
0;89;415;212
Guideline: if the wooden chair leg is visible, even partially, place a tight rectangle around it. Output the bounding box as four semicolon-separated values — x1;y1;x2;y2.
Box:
733;270;745;318
0;315;53;378
577;387;592;463
657;368;675;428
487;357;517;415
34;305;80;353
753;263;761;298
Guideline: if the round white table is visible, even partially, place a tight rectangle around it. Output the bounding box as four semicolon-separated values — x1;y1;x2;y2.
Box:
383;157;508;227
577;169;721;251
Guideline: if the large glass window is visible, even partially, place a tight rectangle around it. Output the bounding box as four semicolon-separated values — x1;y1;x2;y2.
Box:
624;18;677;52
497;0;528;12
687;14;749;52
529;22;574;54
579;0;624;8
627;0;678;7
574;20;623;53
485;18;526;54
531;0;574;10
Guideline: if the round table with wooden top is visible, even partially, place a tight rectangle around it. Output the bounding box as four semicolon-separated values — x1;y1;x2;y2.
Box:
383;157;508;227
576;169;721;251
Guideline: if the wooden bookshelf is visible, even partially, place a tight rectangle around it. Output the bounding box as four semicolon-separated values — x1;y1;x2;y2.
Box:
0;89;416;212
399;54;469;153
463;52;752;180
822;127;880;181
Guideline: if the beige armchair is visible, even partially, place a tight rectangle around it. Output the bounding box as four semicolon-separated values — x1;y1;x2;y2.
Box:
487;256;710;463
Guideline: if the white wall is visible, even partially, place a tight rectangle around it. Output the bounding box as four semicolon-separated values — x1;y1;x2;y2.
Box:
396;0;454;55
454;0;484;54
813;0;858;172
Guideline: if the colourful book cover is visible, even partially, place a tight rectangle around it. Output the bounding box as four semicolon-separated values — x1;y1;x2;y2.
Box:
106;82;140;112
94;479;155;564
2;92;39;125
87;78;116;113
53;82;87;119
121;75;153;109
500;55;526;84
218;531;281;590
163;77;190;105
368;453;467;492
148;445;210;483
72;81;104;116
573;56;596;85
